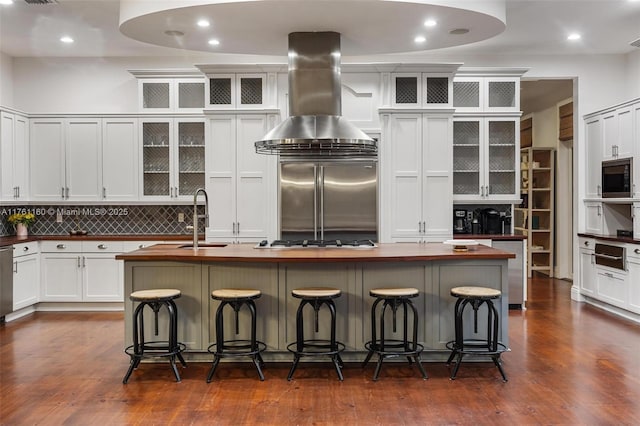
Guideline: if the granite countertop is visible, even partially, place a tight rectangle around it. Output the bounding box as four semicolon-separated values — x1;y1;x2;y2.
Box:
116;242;516;263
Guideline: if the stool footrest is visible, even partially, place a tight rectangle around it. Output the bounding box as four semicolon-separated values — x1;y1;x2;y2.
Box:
124;341;186;358
445;339;509;356
207;339;267;358
364;339;424;357
286;339;345;357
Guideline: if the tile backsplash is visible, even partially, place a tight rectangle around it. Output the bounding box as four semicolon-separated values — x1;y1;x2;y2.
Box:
0;205;204;237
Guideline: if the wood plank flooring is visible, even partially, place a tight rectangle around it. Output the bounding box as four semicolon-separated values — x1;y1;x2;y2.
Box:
2;278;640;425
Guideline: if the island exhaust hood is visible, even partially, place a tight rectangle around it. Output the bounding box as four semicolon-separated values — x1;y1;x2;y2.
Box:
254;32;376;157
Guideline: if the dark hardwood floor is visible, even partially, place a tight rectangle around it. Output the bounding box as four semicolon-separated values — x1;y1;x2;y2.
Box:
2;278;640;425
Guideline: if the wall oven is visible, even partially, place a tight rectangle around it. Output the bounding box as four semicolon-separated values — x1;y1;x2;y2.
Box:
602;158;632;198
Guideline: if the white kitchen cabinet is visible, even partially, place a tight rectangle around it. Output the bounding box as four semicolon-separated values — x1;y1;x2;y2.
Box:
602;106;634;161
452;117;519;202
596;267;627;309
452;76;520;113
137;77;205;113
206;114;277;242
634;203;640;239
102;118;138;200
634;102;640;198
584;202;603;234
40;241;123;302
341;72;381;130
140;118;205;200
12;242;39;311
584;115;603;198
382;113;452;242
205;73;270;109
390;73;452;108
578;238;596;297
30;118;102;201
628;247;640;314
1;111;29;201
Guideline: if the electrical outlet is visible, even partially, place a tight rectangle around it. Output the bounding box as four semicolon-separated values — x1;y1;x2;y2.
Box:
56;212;63;223
178;213;185;223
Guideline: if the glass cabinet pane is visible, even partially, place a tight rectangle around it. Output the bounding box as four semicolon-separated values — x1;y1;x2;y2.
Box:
177;121;205;196
488;81;516;108
209;78;232;105
395;77;418;104
425;77;448;104
142;122;170;196
178;82;205;108
488;120;516;194
453;81;480;108
453;121;480;194
239;77;263;105
142;82;170;109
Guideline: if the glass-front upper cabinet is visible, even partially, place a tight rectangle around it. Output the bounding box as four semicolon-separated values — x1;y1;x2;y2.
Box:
141;119;205;199
135;74;205;112
390;73;452;108
452;76;521;113
453;117;519;202
205;74;268;109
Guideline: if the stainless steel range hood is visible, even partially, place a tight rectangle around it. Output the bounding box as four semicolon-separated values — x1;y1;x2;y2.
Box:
254;32;376;157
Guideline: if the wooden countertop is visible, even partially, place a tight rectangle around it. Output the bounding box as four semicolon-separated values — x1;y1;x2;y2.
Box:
454;234;527;241
116;242;516;263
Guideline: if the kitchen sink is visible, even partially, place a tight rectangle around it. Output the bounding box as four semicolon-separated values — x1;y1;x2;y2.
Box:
178;243;228;249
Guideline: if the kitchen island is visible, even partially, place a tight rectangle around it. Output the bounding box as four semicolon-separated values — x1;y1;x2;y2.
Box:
116;243;515;361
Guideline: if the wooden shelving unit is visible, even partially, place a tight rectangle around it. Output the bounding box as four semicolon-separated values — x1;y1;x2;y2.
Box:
515;147;555;277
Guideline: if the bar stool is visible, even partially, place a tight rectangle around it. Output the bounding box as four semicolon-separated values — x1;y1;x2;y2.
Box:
363;287;428;381
445;286;508;381
123;288;187;384
206;288;267;382
287;287;345;381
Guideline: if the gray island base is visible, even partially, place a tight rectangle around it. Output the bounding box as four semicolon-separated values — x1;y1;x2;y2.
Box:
117;243;513;362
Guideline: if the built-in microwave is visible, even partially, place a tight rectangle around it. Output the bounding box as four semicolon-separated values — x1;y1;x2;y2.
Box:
602;158;632;198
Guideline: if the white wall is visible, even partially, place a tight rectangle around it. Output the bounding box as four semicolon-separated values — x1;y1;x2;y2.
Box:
532;105;558;149
626;49;640;98
0;51;14;108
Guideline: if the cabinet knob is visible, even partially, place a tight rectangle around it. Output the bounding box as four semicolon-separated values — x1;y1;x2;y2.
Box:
584;241;589;246
635;249;640;255
97;244;107;250
23;246;29;252
56;244;66;249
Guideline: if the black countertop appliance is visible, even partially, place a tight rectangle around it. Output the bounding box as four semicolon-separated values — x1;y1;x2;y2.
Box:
453;209;470;234
480;208;502;234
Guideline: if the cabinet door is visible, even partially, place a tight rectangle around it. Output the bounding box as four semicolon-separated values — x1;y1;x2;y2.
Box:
30;118;65;200
140;120;172;198
235;115;274;241
634;203;640;239
485;118;518;200
584;116;602;198
13;255;39;310
65;118;102;201
601;111;618;160
41;254;82;301
579;248;596;297
207;115;237;239
596;269;627;309
83;254;123;301
634;103;640;198
13;114;29;199
452;118;482;201
0;112;15;200
387;114;423;241
615;106;634;159
102;118;138;200
175;119;205;198
422;115;452;241
628;254;640;313
485;78;519;112
585;202;603;234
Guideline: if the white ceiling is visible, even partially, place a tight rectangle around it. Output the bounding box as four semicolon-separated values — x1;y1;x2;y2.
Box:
0;0;639;58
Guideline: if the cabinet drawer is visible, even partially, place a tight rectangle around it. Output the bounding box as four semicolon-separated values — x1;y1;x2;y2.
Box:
122;241;157;252
81;241;124;253
13;242;39;258
40;241;83;252
596;268;627;308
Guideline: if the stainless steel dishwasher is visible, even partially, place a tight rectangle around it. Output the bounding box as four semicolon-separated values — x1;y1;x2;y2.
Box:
0;245;13;320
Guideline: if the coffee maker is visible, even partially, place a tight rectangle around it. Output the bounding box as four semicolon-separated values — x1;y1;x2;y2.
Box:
453;209;470;234
480;208;502;234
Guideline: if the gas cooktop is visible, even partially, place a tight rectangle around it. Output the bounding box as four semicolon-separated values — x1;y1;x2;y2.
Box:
255;239;377;249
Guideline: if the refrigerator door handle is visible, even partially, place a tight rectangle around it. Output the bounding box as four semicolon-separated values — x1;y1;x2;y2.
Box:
320;166;325;240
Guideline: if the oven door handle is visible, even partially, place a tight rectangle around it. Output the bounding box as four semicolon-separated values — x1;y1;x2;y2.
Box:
594;253;623;261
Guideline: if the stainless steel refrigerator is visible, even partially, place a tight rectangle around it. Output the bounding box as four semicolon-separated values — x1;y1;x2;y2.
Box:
280;161;377;241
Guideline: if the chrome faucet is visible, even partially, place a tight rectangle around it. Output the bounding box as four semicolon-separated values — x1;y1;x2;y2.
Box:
190;188;209;250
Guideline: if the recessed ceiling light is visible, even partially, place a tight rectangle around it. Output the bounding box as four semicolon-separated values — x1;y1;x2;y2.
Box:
449;28;470;35
414;35;426;44
60;36;74;44
197;19;210;28
208;39;220;46
424;19;437;27
567;33;581;41
0;0;14;5
164;30;184;37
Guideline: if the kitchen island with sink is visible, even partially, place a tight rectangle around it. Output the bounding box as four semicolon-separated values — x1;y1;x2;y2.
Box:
116;242;515;361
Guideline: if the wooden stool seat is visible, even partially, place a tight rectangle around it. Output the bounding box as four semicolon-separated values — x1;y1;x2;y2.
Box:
450;286;501;299
211;288;261;300
130;288;181;301
370;287;419;298
292;287;341;298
